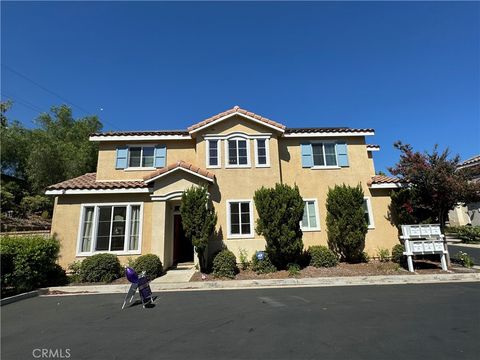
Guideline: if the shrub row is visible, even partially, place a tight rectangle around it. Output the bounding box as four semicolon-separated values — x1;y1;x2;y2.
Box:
445;226;480;244
69;253;163;284
0;235;67;295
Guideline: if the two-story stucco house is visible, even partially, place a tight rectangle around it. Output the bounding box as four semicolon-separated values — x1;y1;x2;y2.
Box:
46;106;402;269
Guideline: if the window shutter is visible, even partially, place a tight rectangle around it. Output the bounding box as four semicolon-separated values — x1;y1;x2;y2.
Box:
115;147;128;169
154;145;166;168
301;143;313;168
336;142;349;167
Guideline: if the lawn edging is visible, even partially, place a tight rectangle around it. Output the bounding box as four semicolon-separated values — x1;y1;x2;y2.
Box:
45;272;480;296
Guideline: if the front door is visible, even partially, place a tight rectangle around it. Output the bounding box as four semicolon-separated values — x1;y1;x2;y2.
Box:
173;214;193;264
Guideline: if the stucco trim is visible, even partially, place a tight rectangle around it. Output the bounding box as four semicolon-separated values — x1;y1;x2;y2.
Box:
284;131;374;137
189;112;285;135
144;166;215;184
369;183;404;189
45;188;151;195
89;135;191;141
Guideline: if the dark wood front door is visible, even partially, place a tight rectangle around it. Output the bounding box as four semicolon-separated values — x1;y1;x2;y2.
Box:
173;214;193;264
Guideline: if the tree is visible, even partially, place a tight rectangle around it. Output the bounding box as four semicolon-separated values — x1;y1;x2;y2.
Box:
389;142;480;229
254;183;304;269
180;186;217;272
326;184;368;262
1;100;13;127
26;105;102;192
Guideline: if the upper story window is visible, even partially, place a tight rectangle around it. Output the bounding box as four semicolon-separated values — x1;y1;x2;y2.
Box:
115;145;166;170
255;139;270;167
78;203;142;255
129;146;154;168
207;140;220;168
301;142;349;169
226;138;250;167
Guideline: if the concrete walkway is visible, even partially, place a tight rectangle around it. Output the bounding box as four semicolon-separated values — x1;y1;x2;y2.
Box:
46;272;480;296
151;267;196;284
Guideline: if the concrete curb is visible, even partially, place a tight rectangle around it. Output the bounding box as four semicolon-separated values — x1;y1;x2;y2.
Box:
1;288;48;306
45;272;480;296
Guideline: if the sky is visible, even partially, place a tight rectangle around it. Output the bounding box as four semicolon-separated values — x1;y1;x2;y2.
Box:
1;1;479;174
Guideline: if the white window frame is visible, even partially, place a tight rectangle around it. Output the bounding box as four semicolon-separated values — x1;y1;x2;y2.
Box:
254;138;270;168
76;202;144;256
300;198;321;232
206;139;221;169
224;137;251;168
126;145;156;170
363;197;375;229
310;141;340;169
226;199;254;239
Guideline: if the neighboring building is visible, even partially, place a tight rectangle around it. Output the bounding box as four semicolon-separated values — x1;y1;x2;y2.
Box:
46;106;401;268
448;155;480;226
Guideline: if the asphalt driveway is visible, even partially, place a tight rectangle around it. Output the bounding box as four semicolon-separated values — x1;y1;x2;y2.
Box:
2;283;479;360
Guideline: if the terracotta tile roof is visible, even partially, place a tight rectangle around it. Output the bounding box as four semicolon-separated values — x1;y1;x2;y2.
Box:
369;175;403;185
143;161;215;182
187;105;286;132
459;155;480;168
285;127;375;134
47;173;148;190
91;130;189;137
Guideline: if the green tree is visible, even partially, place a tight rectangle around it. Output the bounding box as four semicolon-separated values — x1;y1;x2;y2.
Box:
180;186;217;272
26;105;102;192
326;184;368;262
389;142;480;229
254;183;304;269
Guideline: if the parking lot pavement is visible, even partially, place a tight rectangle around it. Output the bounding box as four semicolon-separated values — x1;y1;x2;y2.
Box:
2;283;479;360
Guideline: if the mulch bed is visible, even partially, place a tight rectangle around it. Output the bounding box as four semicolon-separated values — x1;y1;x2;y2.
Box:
190;260;477;282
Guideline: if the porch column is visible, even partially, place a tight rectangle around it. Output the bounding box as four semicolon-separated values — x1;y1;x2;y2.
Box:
151;201;167;266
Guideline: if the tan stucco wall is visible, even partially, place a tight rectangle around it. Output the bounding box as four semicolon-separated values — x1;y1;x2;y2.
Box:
51;194;153;268
96;140;196;181
52;115;399;269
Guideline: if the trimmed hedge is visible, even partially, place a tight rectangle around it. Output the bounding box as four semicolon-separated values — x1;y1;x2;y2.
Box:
132;254;163;280
213;250;238;279
308;246;338;268
80;253;121;283
0;235;66;294
251;252;277;274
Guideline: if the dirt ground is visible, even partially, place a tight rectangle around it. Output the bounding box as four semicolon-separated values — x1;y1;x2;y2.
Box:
190;260;478;282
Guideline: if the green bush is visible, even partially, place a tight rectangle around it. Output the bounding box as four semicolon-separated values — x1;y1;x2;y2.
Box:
212;250;238;279
360;252;370;263
377;248;390;262
326;184;368;263
455;251;474;268
19;195;53;216
446;226;480;244
287;263;301;277
67;261;82;283
391;244;405;265
132;254;163;279
239;248;250;271
0;235;65;293
251;252;277;274
254;183;304;269
80;253;121;283
308;246;338;268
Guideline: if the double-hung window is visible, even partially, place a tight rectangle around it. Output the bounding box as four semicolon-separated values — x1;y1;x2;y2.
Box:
301;199;320;231
207;140;220;168
227;200;254;238
312;143;337;167
78;204;142;255
227;138;249;167
362;197;375;229
255;139;269;167
128;146;154;168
